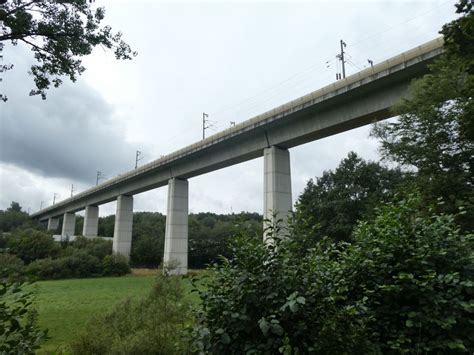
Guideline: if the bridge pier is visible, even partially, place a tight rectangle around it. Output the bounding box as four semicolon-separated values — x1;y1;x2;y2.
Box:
163;178;188;275
83;205;99;238
113;195;133;259
61;212;76;237
263;146;292;240
47;217;59;231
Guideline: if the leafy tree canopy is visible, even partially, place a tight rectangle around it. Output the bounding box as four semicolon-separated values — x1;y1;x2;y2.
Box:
371;2;473;230
294;151;405;242
0;0;137;100
7;201;22;212
0;201;35;232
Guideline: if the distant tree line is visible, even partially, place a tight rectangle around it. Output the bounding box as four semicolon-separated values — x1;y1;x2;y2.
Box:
0;202;262;270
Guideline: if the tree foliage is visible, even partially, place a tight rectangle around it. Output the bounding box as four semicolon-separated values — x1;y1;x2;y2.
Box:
7;228;59;263
371;3;474;230
0;0;137;100
0;201;35;232
295;152;405;242
0;281;48;353
192;195;474;353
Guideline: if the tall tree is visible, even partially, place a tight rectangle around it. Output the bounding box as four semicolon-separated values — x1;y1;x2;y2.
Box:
0;0;137;100
295;152;405;242
7;201;22;212
371;1;473;230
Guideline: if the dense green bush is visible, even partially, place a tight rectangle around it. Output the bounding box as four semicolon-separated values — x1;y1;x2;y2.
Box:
7;229;60;264
0;233;11;250
102;254;131;276
0;281;48;353
70;274;192;354
66;236;113;260
130;234;163;268
26;250;102;280
191;237;370;353
342;197;474;352
192;195;474;353
0;254;25;279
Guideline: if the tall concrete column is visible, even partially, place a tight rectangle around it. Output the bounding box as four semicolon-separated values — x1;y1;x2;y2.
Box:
263;146;292;240
163;178;188;275
113;195;133;259
61;212;76;237
83;205;99;238
47;217;59;231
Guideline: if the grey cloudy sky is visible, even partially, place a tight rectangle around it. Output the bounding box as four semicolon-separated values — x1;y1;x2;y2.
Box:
0;0;457;216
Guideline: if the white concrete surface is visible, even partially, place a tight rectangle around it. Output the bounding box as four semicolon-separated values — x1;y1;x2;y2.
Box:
47;217;59;231
61;212;76;237
263;146;292;240
163;178;189;275
83;205;99;238
113;195;133;259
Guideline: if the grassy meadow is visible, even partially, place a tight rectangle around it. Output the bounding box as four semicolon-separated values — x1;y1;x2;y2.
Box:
30;271;171;353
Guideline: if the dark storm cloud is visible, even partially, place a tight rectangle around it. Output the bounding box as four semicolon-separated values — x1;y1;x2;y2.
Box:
0;46;135;184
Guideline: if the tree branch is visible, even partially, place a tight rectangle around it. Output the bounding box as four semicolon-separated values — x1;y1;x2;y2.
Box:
20;38;55;57
5;0;41;16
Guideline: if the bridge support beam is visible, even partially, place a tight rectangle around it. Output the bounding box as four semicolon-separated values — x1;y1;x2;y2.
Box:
163;178;188;275
83;205;99;238
61;212;76;237
113;195;133;259
263;146;292;240
47;217;59;231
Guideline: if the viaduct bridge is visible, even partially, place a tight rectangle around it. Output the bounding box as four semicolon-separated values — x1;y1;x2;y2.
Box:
31;37;444;275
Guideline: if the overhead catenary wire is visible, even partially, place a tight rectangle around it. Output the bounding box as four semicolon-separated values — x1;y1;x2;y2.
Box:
116;0;457;165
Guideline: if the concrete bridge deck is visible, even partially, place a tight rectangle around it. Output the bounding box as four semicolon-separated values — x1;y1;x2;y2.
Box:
31;37;443;221
31;37;444;274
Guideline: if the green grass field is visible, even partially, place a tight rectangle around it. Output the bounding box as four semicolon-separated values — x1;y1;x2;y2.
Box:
32;274;158;353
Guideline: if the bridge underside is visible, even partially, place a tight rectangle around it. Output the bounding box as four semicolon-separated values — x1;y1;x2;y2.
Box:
33;38;443;274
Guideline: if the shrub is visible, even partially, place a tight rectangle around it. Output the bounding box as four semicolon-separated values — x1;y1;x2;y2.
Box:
102;254;130;276
26;251;102;280
64;236;113;260
0;254;25;279
84;238;113;260
0;233;12;250
70;274;192;354
62;250;103;278
341;196;474;352
0;281;48;353
7;229;60;264
192;195;474;353
130;234;163;268
25;258;61;280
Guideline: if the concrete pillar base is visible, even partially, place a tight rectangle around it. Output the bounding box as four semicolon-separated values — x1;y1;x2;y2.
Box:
83;205;99;238
163;178;188;275
62;212;76;237
263;146;292;241
113;195;133;260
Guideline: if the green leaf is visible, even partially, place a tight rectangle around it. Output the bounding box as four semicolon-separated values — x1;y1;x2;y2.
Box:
447;340;466;350
258;318;270;337
221;332;231;344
